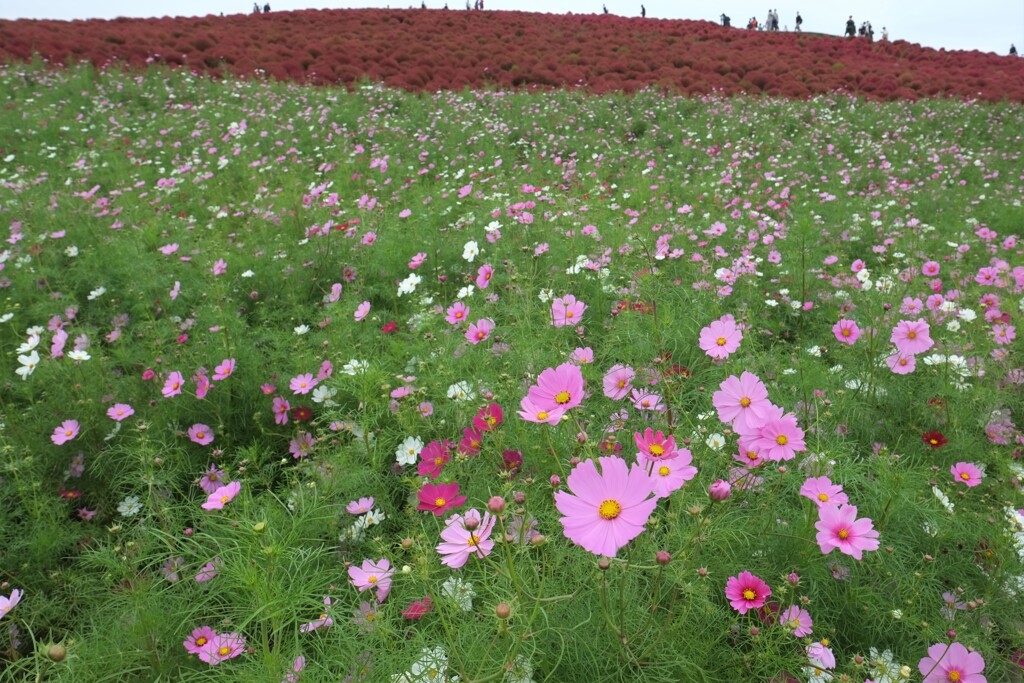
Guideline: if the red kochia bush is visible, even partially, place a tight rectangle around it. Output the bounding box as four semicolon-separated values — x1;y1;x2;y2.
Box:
1;9;1023;100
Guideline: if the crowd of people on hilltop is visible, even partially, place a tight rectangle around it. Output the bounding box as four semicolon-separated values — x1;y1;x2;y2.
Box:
251;2;269;12
716;10;892;42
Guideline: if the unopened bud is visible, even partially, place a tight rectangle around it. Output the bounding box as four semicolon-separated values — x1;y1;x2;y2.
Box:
487;496;506;513
496;603;511;619
401;538;413;549
47;644;67;662
598;558;611;570
513;491;526;505
549;475;561;487
656;550;671;565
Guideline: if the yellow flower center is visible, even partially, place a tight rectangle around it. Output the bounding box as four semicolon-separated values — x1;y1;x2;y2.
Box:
776;434;788;445
842;329;851;336
650;444;665;456
537;411;548;420
948;672;961;682
218;646;231;656
566;311;574;318
658;466;670;476
617;379;626;388
899;358;909;366
434;497;446;508
908;331;917;339
467;534;480;547
742;589;756;600
197;432;205;439
555;390;571;404
960;472;970;480
368;575;377;584
434;458;444;466
598;499;622;520
837;528;849;540
196;637;208;647
220;495;230;504
817;493;829;502
787;618;800;629
739;397;751;407
716;336;727;346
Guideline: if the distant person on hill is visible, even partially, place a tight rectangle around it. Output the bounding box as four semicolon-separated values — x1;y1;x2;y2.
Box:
1012;44;1018;56
795;12;802;32
845;16;856;38
721;14;730;27
640;4;645;17
263;2;270;11
603;4;608;13
252;2;259;13
881;26;888;41
772;9;779;31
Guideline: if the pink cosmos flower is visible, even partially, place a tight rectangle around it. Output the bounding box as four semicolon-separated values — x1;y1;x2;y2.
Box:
992;323;1016;345
550;294;587;327
328;282;343;303
832;319;862;345
418;440;451;479
0;589;23;620
780;605;813;637
201;481;241;511
210;259;227;276
516;396;565;425
630;389;665;412
807;641;836;669
709;479;732;500
799;476;850;508
212;358;235;381
195;557;221;583
740;403;805;461
603;364;636;400
465;319;494;345
199;464;227;494
445;302;470;326
417;482;467;516
922;260;941;276
51;419;80;446
107;403;135;421
918;642;986;683
815;504;880;560
646;453;697;498
436;509;496;569
950;462;983;487
300;596;334;633
198;632;245;665
289;432;315;459
408;252;426;269
459;427;483;456
725;571;771;614
289;373;317;395
553;456;658;557
712;372;772;434
472;403;504;432
890;318;934;356
634;428;679;462
887;351;917;374
699;314;742;360
570;347;594;364
183;625;216;654
347;497;375;514
194;372;211;400
348;558;394;602
475;263;494;289
354;301;371;321
188;423;214;446
273;396;290;425
317;360;333;380
526;362;585;412
162;371;185;398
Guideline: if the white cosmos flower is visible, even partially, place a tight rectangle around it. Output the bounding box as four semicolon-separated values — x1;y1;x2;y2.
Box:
462;240;479;262
87;286;107;300
398;273;422;297
15;350;40;380
396;436;424;466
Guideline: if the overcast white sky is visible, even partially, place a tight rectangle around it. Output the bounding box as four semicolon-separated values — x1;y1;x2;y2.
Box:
2;0;1021;56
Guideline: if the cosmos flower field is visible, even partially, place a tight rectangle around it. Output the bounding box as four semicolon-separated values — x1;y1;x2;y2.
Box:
1;57;1023;683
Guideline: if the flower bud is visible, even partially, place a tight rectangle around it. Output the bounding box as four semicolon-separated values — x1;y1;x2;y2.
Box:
655;550;671;565
598;558;611;570
512;491;526;505
529;534;545;546
401;538;414;549
495;603;511;619
47;644;67;662
708;479;732;500
549;475;561;487
487;496;506;513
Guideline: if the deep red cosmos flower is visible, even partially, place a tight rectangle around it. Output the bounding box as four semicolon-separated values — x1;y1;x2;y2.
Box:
922;431;948;448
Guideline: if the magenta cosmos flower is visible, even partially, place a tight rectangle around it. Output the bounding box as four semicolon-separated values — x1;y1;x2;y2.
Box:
445;301;470;326
201;481;241;511
212;358;235;381
417;440;451;479
348;558;394;602
436;509;496;569
550;294;587;327
417;482;467;516
950;462;983;487
602;364;636;400
188;423;214;446
832;319;862;345
526;362;585;413
465;319;494;345
918;642;987;683
890;318;934;355
183;625;216;654
725;570;771;614
634;428;679;462
799;476;849;508
553;456;658;557
738;403;805;461
51;419;80;446
472;402;504;432
815;504;880;560
712;372;772;434
699;314;742;360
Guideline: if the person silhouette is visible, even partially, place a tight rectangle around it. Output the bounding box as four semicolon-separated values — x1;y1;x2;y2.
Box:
262;2;269;12
640;4;645;17
603;4;608;13
795;11;802;32
1012;44;1018;56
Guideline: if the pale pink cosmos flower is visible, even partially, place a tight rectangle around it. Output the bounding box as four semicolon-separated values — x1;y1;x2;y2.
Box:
51;419;80;445
832;319;862;345
347;497;375;514
922;260;940;276
890;318;934;355
630;389;665;412
526;362;585;412
646;452;697;498
445;302;470;326
815;504;880;560
918;642;986;683
199;464;227;494
950;462;983;487
289;432;315;459
799;476;849;508
465;319;494;345
210;259;227;276
183;625;216;654
195;557;221;583
780;605;813;637
807;641;836;669
475;263;494;289
886;351;917;375
740;403;805;461
408;252;426;269
712;372;772;434
273;396;290;425
201;481;241;511
603;364;636;400
290;373;318;395
516;396;565;425
554;456;658;557
188;423;214;446
107;403;135;421
699;314;742;360
162;371;185;398
569;347;594;364
212;358;235;381
436;509;497;569
299;596;334;633
550;294;587;327
0;588;23;620
348;558;394;602
194;372;211;400
354;301;371;321
198;632;245;665
724;571;771;614
328;282;343;303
